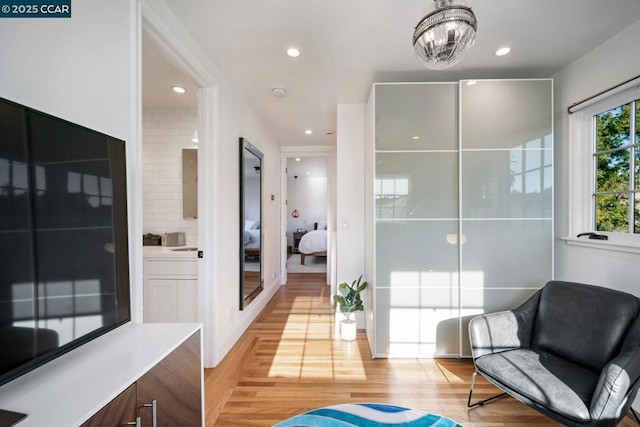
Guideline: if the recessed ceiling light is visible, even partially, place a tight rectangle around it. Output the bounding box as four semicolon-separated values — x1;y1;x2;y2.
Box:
171;86;186;94
306;172;310;175
305;130;312;135
466;80;477;86
295;157;301;162
495;47;511;57
286;48;300;58
412;136;420;140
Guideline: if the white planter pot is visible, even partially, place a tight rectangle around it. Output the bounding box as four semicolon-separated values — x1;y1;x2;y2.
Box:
340;319;357;341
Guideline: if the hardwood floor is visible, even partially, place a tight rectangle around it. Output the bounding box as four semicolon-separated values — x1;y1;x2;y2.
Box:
204;273;637;426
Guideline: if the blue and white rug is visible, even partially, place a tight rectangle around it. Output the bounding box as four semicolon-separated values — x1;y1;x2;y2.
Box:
274;403;462;427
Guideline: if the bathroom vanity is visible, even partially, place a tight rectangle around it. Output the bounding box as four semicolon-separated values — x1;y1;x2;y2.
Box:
143;247;199;323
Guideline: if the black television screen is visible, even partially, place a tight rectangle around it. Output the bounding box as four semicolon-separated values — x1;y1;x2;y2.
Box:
0;97;130;387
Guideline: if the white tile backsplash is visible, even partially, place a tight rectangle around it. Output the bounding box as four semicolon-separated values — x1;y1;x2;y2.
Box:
143;109;198;246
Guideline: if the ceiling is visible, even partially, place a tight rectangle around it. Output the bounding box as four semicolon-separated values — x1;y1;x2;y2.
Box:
146;0;640;146
286;156;328;179
142;35;198;110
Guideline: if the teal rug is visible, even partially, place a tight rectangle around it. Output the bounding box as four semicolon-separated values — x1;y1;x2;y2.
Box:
274;403;463;427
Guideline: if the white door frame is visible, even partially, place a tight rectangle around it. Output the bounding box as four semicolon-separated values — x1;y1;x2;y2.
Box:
280;146;336;293
141;0;220;368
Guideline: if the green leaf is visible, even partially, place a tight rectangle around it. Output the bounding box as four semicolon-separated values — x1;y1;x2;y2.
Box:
334;275;367;314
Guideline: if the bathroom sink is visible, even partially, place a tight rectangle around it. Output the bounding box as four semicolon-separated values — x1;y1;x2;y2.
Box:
170;247;198;251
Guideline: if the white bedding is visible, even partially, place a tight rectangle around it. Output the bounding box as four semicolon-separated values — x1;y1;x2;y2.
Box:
298;230;327;254
245;229;260;250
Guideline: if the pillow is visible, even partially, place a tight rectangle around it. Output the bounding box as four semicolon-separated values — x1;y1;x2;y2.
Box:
244;220;255;230
243;230;252;245
250;220;260;230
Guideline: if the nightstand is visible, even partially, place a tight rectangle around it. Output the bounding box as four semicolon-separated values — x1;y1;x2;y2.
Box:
293;231;306;253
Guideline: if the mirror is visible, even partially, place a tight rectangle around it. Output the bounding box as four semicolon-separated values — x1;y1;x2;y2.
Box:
240;138;263;309
182;149;198;218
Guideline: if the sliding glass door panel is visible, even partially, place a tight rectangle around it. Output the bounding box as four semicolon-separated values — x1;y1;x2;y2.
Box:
375;152;457;219
460;80;552;150
459;220;552;289
375;83;458;151
461;150;552;218
376;220;458;289
375;287;459;357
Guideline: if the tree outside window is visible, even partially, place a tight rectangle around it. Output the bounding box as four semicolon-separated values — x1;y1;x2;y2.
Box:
594;99;640;234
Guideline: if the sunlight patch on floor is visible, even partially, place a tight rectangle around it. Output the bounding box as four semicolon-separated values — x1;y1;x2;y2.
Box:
267;296;367;380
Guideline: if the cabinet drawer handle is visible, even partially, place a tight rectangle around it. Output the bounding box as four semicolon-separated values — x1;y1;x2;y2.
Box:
143;399;157;427
127;417;141;427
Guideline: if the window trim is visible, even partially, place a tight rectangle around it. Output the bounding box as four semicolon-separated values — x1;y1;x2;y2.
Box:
567;86;640;251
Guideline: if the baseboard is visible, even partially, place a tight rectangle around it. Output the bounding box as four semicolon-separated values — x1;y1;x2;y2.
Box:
214;275;281;366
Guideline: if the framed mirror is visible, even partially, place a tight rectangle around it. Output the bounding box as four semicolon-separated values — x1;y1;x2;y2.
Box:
240;137;263;309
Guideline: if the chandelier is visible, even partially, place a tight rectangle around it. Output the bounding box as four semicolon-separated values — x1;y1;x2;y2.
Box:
412;0;477;69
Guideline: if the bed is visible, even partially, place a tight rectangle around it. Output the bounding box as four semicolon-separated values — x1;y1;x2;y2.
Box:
244;221;260;257
297;229;327;265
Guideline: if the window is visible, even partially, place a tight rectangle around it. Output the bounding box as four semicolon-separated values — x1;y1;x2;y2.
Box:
569;86;640;250
593;100;639;233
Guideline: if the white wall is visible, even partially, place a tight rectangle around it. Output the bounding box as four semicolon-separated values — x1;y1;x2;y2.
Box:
143;109;198;246
553;19;640;296
336;104;367;326
0;0;143;321
215;81;281;353
0;1;132;141
287;176;328;245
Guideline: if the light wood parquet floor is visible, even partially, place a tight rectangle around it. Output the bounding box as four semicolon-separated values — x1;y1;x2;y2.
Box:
204;273;638;427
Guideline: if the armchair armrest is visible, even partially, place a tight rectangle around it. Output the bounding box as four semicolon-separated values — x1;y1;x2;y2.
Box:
469;290;540;359
590;315;640;422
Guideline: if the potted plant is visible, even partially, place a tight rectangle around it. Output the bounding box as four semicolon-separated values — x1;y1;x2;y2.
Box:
333;275;368;341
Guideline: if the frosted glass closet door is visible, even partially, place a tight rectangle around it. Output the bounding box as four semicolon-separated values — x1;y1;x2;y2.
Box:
459;79;553;356
374;83;459;357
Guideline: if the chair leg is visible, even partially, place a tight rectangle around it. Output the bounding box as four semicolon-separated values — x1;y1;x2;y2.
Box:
631;407;640;425
467;371;508;408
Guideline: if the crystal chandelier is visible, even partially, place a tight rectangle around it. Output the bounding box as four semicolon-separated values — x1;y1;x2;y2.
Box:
412;0;477;69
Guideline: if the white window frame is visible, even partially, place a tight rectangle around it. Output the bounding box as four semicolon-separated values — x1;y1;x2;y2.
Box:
568;85;640;252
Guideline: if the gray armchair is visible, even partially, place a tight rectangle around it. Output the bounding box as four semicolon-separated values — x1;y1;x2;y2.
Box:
468;280;640;427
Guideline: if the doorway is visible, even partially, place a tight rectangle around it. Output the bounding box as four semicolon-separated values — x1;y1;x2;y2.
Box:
139;19;219;367
285;156;328;274
141;34;199;251
280;148;335;291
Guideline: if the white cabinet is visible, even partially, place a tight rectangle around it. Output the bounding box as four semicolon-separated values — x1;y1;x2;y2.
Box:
0;324;202;427
366;80;553;358
143;257;199;323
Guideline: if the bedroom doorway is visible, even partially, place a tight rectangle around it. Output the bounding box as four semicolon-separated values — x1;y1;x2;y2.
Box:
285;156;329;275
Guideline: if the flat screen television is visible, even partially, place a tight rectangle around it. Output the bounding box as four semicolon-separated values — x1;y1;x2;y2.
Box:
0;96;130;387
